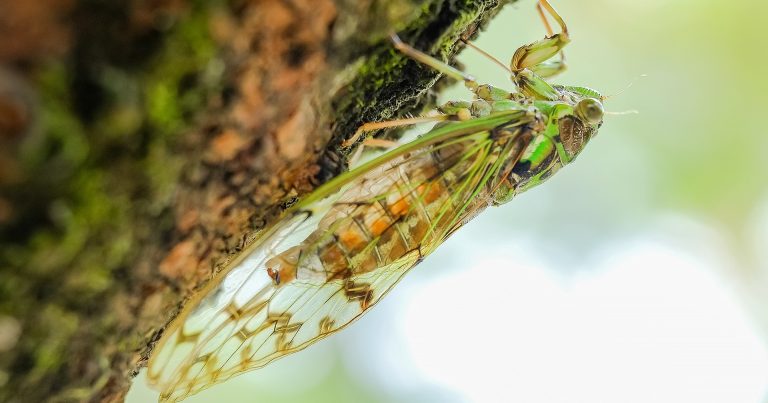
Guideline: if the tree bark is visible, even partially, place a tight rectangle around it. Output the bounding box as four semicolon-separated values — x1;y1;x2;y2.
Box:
0;0;516;401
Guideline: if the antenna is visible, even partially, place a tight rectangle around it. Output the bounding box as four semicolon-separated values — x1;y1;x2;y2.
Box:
603;74;648;100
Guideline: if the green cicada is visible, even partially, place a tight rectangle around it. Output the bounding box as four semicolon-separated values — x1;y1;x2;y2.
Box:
147;0;605;401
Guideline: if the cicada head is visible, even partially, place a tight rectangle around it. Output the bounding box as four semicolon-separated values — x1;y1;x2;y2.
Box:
552;85;604;161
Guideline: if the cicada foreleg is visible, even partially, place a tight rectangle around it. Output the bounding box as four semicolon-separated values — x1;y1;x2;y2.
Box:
508;0;571;100
511;0;570;72
459;10;565;82
528;0;567;79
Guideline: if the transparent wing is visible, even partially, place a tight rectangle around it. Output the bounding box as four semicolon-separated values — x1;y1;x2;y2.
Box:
147;111;533;402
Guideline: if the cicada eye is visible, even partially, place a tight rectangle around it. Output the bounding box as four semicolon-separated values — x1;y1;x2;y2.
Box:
575;98;604;125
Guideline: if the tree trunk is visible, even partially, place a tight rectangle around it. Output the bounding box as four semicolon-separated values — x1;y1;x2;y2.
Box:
0;0;516;401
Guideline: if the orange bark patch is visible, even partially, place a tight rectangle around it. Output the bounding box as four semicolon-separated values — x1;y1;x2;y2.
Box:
275;105;311;161
207;129;248;162
159;240;199;280
177;209;199;232
0;0;73;63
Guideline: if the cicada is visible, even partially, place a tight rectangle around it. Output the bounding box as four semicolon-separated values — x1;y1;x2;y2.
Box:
147;0;606;401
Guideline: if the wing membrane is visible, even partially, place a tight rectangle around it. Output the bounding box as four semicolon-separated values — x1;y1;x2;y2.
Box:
147;110;533;401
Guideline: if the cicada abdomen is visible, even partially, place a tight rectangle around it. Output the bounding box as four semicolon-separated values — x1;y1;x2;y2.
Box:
255;138;489;341
264;118;534;297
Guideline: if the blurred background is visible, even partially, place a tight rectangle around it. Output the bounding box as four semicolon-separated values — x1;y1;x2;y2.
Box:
129;0;768;401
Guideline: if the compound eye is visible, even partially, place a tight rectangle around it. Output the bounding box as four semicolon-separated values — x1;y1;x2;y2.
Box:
575;98;604;125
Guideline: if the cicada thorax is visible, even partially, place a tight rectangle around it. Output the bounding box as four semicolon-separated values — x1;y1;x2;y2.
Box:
265;138;486;305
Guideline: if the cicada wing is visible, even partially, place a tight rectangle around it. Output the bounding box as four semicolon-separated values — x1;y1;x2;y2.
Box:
147;199;423;402
147;110;535;402
146;204;328;400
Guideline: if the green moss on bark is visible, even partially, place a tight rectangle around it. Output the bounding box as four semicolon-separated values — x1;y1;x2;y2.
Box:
1;3;220;401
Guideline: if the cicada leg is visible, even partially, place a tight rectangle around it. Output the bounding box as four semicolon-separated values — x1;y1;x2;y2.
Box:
389;34;518;104
389;34;480;91
509;0;570;100
511;0;570;72
536;1;555;36
528;0;567;79
341;115;450;148
459;2;567;80
343;114;456;167
343;31;521;155
460;36;511;74
348;137;401;167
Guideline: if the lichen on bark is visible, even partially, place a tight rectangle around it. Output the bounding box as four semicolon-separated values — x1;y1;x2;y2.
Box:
0;0;517;401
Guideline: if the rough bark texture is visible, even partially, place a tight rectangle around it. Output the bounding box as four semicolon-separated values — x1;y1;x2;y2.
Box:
0;0;516;401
